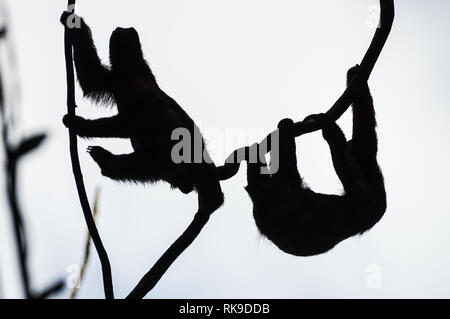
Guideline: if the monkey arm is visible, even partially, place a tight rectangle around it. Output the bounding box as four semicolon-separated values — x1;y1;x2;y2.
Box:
70;18;113;101
325;125;367;198
351;86;378;155
306;114;362;195
346;65;378;155
63;115;129;138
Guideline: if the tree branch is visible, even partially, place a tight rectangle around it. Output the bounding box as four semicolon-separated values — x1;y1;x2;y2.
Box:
220;0;395;178
293;0;395;136
63;0;114;299
1;32;63;299
126;211;210;299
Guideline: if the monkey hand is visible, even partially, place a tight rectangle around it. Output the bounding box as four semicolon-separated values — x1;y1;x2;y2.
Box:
303;113;333;128
276;119;296;147
347;64;370;97
305;113;345;142
62;114;85;130
60;11;81;29
87;146;112;170
347;64;361;83
277;118;295;131
276;118;295;141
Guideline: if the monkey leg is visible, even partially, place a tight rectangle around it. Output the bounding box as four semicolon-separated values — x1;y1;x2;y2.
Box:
87;147;173;182
305;114;365;197
347;65;378;157
88;147;158;182
88;146;198;193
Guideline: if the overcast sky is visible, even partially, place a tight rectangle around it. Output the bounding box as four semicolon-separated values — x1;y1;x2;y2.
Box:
1;0;450;298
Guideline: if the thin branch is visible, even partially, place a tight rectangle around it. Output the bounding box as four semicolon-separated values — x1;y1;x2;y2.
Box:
1;24;63;300
63;0;114;299
5;149;31;298
71;188;101;299
221;0;395;178
294;0;395;135
127;210;210;299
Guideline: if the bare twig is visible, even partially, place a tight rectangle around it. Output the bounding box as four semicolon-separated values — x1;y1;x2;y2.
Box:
70;188;101;299
1;26;63;299
63;0;114;299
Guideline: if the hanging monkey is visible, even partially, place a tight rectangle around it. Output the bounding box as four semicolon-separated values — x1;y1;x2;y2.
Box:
60;12;225;213
246;65;386;257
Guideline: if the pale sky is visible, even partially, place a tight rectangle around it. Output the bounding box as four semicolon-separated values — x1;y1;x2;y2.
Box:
1;0;450;298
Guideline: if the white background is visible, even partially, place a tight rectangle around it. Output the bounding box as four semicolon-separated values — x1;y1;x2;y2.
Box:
1;0;450;298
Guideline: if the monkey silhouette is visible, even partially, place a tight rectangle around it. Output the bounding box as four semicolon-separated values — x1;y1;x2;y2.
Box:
246;65;386;256
60;12;224;213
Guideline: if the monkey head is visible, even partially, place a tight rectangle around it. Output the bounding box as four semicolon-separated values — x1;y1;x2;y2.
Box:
109;27;145;72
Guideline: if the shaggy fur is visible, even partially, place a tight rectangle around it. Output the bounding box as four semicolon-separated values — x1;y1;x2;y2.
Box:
62;14;223;212
246;66;386;256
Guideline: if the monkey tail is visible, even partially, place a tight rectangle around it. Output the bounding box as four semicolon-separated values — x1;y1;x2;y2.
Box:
126;209;211;299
